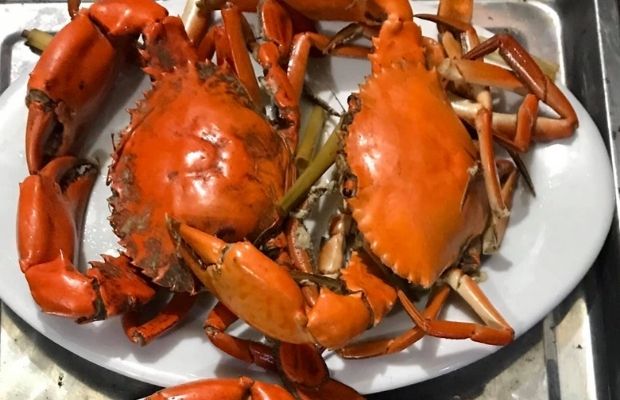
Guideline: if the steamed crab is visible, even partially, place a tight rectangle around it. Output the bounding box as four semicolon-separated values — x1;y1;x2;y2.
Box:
16;0;313;344
171;0;579;360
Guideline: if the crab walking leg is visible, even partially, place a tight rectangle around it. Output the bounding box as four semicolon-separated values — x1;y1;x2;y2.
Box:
398;268;514;346
228;1;369;137
337;284;451;359
287;32;370;102
210;1;300;151
483;159;519;253
463;34;578;144
203;305;365;399
439;59;547;153
417;2;577;151
219;6;263;105
204;302;279;371
181;0;210;45
121;292;196;345
196;25;217;61
17;157;156;320
476;108;509;228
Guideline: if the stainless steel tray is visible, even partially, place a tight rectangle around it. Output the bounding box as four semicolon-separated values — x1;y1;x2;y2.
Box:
1;1;619;399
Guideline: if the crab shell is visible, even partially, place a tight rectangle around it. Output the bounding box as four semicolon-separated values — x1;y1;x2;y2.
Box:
344;62;489;288
108;63;289;292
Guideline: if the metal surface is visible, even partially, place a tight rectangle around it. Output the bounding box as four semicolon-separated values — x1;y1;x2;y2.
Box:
1;1;619;399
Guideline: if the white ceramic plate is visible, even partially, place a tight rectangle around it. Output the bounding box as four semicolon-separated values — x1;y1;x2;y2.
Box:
0;1;614;395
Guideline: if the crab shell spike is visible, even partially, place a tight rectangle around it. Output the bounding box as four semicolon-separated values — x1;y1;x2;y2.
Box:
369;16;425;75
145;376;295;400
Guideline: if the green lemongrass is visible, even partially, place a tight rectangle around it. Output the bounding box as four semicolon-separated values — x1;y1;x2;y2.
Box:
22;29;53;53
278;125;340;215
295;105;327;173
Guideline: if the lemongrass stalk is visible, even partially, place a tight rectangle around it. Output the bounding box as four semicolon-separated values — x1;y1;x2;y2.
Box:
278;126;340;215
22;29;53;53
296;106;327;173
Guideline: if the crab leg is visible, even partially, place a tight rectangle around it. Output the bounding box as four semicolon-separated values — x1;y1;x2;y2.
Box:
421;15;577;149
210;2;299;151
399;267;514;346
147;342;363;399
287;32;370;102
121;292;197;345
338;284;451;359
464;35;577;144
218;6;263;105
204;302;278;371
483;159;519;253
17;157;155;320
476;108;509;222
418;0;577;150
203;304;364;399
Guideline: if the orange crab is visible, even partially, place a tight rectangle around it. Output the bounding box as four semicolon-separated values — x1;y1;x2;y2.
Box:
146;342;363;399
172;0;579;359
16;0;322;344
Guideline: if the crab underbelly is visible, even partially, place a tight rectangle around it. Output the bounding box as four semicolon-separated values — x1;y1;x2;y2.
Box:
345;63;489;288
109;69;287;292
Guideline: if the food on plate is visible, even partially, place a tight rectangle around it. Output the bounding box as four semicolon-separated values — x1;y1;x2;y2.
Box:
13;0;580;396
176;0;579;360
16;0;310;344
145;342;364;399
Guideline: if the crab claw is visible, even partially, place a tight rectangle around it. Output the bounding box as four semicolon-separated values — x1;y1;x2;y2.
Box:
173;222;396;351
173;222;315;344
25;12;118;173
145;343;364;399
17;157;155;320
18;156;96;269
146;376;296;400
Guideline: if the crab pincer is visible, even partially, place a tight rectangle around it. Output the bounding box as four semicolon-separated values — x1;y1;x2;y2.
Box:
18;156;155;320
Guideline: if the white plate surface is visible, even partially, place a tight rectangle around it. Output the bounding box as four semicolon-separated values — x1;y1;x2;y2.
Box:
0;1;614;395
